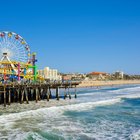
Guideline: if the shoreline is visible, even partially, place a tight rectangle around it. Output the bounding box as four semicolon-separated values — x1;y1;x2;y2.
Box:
77;80;140;88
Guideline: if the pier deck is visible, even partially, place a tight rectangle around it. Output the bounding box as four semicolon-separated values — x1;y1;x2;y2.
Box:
0;81;80;107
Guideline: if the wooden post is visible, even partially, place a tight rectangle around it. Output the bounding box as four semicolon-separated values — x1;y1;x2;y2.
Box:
35;88;38;103
38;88;41;101
27;87;30;100
8;89;11;105
24;87;29;104
21;89;24;104
56;87;59;100
13;88;16;103
4;85;6;107
16;88;20;103
75;85;77;98
47;87;49;101
31;88;34;101
68;86;71;99
64;87;67;99
40;88;43;99
49;87;52;99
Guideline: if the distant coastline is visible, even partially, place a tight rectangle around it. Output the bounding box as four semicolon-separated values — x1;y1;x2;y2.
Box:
78;80;140;88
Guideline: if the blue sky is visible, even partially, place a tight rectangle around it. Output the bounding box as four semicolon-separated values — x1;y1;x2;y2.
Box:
0;0;140;74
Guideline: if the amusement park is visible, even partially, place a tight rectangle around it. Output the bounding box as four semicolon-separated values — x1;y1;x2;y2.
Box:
0;31;43;83
0;31;79;107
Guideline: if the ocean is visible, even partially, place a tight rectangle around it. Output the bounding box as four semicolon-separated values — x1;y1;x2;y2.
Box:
0;84;140;140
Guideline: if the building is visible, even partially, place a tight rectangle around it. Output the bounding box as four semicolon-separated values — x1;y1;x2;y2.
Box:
87;72;109;80
62;75;72;81
38;67;62;81
62;73;86;81
114;71;124;79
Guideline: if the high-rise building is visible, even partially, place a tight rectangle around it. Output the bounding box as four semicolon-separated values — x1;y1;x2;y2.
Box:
38;67;62;81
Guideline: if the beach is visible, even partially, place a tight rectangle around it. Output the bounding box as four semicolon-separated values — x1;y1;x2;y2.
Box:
78;80;140;88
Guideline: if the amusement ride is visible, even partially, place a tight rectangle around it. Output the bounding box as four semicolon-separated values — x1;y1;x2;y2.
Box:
0;31;42;83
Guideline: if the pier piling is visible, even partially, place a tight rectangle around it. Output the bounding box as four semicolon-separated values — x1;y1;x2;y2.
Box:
16;88;20;103
75;85;77;98
47;87;49;101
38;87;41;101
64;87;67;99
25;87;29;104
35;88;39;103
68;86;71;99
49;87;52;99
31;88;34;101
21;89;24;104
8;89;11;105
4;85;6;107
56;87;59;100
0;81;79;107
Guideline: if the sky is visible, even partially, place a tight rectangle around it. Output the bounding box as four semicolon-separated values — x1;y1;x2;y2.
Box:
0;0;140;74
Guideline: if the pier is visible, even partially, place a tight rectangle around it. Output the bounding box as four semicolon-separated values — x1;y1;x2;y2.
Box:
0;81;80;107
0;31;81;107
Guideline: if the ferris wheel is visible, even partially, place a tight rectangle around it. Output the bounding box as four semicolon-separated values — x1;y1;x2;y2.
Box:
0;31;31;63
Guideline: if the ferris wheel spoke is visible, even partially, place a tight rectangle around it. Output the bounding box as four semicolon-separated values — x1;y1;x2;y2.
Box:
0;36;5;48
0;31;31;63
7;36;14;50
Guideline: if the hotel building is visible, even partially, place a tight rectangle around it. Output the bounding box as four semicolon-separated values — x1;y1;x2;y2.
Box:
38;67;62;81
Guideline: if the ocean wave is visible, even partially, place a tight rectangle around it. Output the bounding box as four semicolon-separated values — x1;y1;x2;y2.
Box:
0;93;140;139
1;92;140;125
109;86;140;93
0;98;122;140
0;98;121;125
118;94;140;100
76;89;140;103
130;129;140;140
76;91;100;97
0;82;140;140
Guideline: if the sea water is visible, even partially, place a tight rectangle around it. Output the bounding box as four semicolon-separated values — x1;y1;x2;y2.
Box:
0;85;140;140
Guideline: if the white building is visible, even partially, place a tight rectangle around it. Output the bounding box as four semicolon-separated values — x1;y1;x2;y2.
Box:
114;71;124;79
38;67;62;81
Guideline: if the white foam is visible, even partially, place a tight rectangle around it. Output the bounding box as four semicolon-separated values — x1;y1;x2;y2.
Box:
0;98;121;130
118;94;140;99
64;98;121;111
109;86;140;93
7;131;47;140
0;89;139;128
130;129;140;140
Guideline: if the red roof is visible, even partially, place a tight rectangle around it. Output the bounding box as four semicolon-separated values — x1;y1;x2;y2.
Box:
89;72;107;75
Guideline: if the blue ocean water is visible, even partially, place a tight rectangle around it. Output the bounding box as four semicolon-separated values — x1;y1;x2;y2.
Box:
0;84;140;140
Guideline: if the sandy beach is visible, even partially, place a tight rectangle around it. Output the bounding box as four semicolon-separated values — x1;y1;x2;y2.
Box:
78;80;140;88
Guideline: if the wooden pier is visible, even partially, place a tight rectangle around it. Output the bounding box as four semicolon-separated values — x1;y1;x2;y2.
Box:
0;81;80;107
